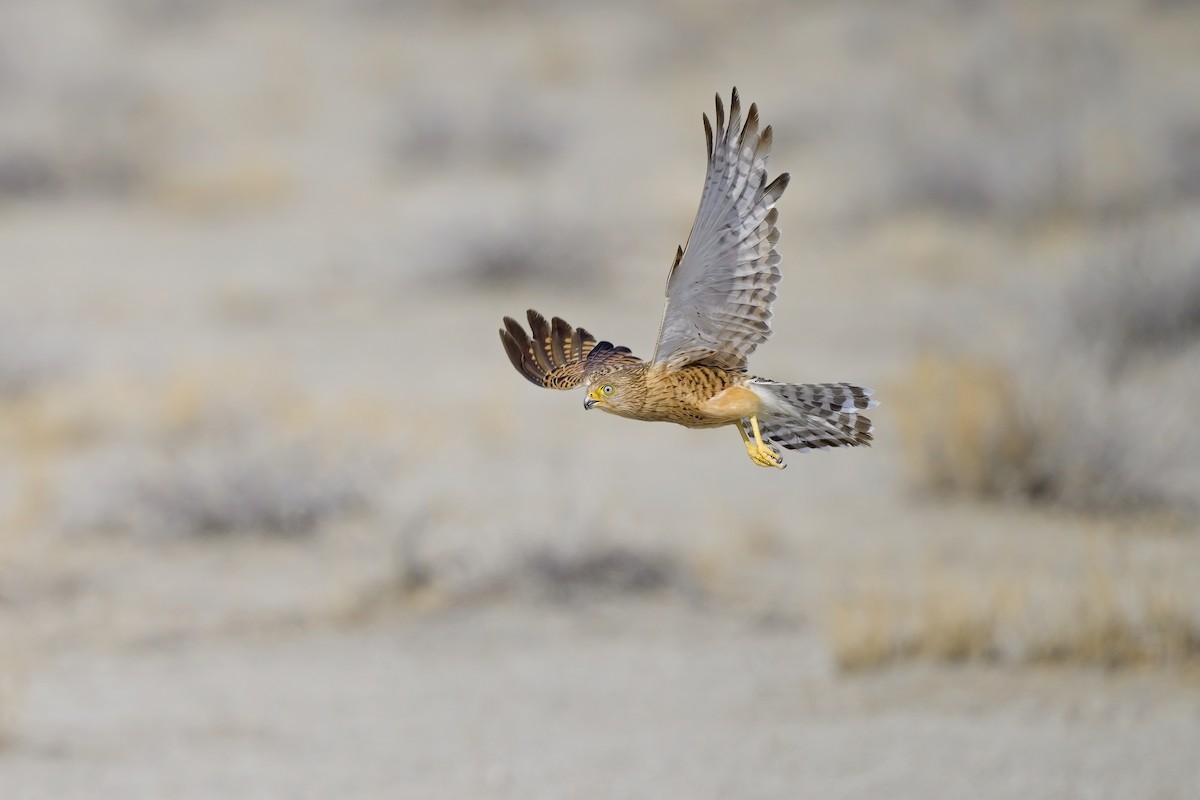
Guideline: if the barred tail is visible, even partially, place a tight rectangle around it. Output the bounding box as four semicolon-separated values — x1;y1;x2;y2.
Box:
744;381;876;451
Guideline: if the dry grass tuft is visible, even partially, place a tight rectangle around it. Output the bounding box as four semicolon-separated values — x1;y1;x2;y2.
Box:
827;566;1009;672
898;230;1200;516
1027;568;1200;668
825;585;903;672
914;570;1006;663
151;157;294;216
896;356;1037;502
825;557;1200;672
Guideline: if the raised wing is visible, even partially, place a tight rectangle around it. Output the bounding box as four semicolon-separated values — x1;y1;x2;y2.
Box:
500;309;639;390
652;88;790;372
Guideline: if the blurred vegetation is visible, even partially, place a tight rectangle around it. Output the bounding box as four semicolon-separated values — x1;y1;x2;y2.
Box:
1;0;1198;687
352;529;695;620
46;373;390;538
826;552;1200;672
0;319;69;398
899;228;1200;517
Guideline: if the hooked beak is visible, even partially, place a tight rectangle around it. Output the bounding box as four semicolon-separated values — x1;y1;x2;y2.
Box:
585;386;606;410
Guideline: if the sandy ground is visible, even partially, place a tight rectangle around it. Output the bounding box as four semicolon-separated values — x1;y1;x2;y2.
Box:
2;1;1200;797
6;603;1200;800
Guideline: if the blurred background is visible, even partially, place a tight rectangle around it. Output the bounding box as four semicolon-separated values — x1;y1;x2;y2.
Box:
2;0;1199;796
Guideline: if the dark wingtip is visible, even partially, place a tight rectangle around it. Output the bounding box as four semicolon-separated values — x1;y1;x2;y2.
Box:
499;327;529;380
500;314;543;386
502;316;523;337
765;172;791;201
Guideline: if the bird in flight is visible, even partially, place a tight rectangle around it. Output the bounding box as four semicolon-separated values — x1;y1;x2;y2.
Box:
499;88;875;469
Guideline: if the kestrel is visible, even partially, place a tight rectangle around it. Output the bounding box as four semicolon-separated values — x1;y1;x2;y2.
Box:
499;88;875;469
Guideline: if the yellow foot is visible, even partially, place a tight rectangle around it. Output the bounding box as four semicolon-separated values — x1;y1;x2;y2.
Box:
737;416;786;469
744;441;785;469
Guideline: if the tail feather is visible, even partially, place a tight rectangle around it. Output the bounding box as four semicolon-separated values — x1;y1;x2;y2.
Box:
744;380;876;452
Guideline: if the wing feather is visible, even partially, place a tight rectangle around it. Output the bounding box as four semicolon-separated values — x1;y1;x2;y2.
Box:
499;310;639;390
653;88;790;372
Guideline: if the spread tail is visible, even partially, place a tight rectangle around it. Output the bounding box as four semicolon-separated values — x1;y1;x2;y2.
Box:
744;381;876;451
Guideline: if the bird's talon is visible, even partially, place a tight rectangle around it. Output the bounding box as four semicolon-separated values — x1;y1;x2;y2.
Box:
745;442;784;469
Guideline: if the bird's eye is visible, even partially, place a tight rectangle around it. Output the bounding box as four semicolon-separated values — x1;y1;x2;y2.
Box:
602;385;613;395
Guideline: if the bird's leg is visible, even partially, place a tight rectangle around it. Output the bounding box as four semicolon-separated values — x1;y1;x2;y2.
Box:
738;417;785;469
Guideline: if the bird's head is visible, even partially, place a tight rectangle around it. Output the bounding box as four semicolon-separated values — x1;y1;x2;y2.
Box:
580;341;645;415
583;370;643;415
583;380;614;411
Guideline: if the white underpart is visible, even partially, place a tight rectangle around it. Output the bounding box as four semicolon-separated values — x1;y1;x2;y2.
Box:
746;381;791;417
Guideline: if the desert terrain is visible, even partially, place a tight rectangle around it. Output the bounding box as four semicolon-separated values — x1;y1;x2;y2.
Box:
1;1;1199;797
